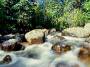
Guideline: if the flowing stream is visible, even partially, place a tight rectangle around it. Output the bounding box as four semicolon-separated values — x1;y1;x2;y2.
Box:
0;36;90;67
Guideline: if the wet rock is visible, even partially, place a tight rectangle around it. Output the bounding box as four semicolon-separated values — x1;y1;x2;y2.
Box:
79;42;90;48
55;62;80;67
0;34;15;43
25;29;48;44
2;55;12;64
49;49;86;67
78;46;90;63
46;35;65;45
63;36;86;42
0;55;12;64
4;34;15;38
48;28;56;34
0;34;1;36
84;23;90;33
85;37;90;43
15;33;26;42
78;48;89;58
13;43;25;51
62;27;89;38
52;44;61;54
2;39;17;45
45;29;62;43
51;43;72;54
20;42;30;47
48;28;62;37
49;57;84;67
0;53;18;67
55;62;70;67
0;33;26;43
1;39;25;51
46;30;64;45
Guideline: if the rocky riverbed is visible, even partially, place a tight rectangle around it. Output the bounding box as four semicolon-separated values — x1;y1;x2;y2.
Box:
0;23;90;67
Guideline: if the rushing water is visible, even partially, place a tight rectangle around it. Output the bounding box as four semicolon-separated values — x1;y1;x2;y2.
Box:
0;37;89;67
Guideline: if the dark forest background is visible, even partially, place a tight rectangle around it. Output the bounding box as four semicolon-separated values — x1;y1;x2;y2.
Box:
0;0;90;34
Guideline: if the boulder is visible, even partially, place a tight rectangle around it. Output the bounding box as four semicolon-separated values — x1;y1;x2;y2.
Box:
84;23;90;34
1;55;12;64
0;53;18;67
46;35;65;45
25;29;48;44
0;34;2;36
51;43;72;54
1;39;25;51
0;34;15;43
78;47;90;63
46;30;63;44
4;34;15;38
48;28;56;34
15;33;26;42
62;27;89;38
85;36;90;43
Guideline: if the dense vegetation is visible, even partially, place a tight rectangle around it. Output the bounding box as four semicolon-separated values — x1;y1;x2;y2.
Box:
0;0;90;34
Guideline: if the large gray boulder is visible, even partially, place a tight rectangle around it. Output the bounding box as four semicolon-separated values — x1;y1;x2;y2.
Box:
62;27;89;38
25;29;48;45
84;23;90;34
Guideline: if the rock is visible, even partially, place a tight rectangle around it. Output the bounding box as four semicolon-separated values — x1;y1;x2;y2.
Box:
50;61;81;67
63;36;86;42
0;34;15;43
20;42;30;47
25;29;48;44
46;35;65;45
0;34;2;36
48;28;62;37
49;54;85;67
78;47;90;63
1;39;25;51
46;31;64;44
0;53;18;67
52;43;61;54
0;33;25;43
48;28;56;34
84;23;90;32
85;37;90;43
62;27;89;38
84;23;90;37
15;33;26;42
2;39;17;46
51;43;72;54
4;34;15;38
53;62;70;67
2;55;12;64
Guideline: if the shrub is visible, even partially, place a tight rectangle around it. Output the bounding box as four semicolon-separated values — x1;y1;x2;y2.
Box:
83;1;90;22
0;0;37;33
64;9;87;27
45;0;65;30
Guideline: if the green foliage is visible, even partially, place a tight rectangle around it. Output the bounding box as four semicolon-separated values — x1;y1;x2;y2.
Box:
0;0;37;33
83;1;90;22
45;0;63;18
0;0;90;34
45;0;89;30
45;0;65;30
84;1;90;11
0;0;6;19
13;0;33;28
53;17;69;31
64;9;87;27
